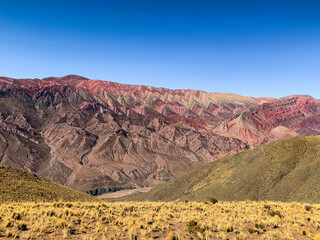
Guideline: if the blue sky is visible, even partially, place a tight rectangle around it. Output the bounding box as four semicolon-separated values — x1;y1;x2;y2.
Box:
0;0;319;98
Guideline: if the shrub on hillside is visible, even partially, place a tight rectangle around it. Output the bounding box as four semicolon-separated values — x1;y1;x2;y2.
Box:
209;198;218;204
186;220;205;234
269;210;282;218
304;205;312;211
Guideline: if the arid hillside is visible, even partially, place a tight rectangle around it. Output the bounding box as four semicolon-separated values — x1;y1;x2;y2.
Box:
0;167;96;203
1;75;320;192
133;136;320;203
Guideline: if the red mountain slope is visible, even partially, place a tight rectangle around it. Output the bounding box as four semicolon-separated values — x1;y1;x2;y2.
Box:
0;75;319;192
215;95;320;146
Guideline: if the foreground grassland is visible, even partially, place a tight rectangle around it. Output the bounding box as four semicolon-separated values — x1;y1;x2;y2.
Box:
0;201;319;239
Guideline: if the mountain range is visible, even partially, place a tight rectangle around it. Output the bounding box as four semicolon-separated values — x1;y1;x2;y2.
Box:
1;75;319;193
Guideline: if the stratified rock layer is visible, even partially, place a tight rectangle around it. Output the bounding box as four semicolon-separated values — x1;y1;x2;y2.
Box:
0;75;319;191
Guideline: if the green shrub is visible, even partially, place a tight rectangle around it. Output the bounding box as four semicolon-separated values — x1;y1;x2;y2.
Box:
12;213;21;220
263;205;271;210
269;210;282;218
226;226;234;232
248;228;260;234
255;223;265;230
17;223;27;231
209;198;218;204
186;220;205;234
304;205;312;211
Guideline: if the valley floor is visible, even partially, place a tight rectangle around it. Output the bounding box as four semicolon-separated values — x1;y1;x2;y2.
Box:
97;187;153;200
0;201;319;239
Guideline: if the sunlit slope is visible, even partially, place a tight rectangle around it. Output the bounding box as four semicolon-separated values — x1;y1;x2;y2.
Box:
136;136;320;203
0;167;97;203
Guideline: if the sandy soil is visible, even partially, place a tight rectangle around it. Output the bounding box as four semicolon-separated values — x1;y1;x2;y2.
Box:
97;187;153;199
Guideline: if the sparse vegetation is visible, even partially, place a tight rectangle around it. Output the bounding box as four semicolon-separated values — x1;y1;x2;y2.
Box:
268;209;283;218
209;197;218;204
0;167;96;203
305;205;312;211
186;220;205;234
0;201;319;239
133;136;320;203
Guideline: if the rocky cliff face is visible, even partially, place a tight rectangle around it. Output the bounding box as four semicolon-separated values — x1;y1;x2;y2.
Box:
0;75;319;191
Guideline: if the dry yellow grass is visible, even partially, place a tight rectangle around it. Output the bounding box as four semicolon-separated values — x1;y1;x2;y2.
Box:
0;201;319;239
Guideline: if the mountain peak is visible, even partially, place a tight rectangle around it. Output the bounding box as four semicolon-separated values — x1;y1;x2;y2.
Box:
42;74;89;82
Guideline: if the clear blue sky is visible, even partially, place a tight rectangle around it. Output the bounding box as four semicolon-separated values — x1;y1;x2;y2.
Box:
0;0;319;98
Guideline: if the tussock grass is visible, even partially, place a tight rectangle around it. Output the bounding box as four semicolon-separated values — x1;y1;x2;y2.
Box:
0;201;319;239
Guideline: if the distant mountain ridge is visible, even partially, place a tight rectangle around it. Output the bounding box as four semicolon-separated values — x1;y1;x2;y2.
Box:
0;75;319;192
0;75;258;129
